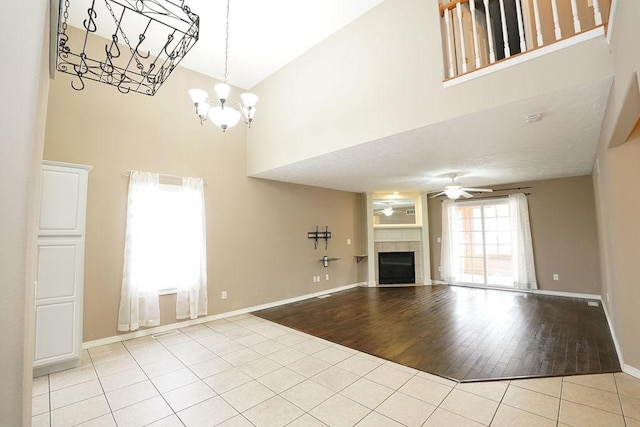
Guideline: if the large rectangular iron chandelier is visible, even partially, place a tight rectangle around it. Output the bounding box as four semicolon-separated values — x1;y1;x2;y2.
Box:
56;0;199;95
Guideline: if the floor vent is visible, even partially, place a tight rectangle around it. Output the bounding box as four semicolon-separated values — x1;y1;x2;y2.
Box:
588;301;600;307
151;330;179;339
317;294;332;299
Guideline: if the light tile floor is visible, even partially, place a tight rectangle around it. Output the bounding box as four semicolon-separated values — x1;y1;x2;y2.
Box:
32;314;640;427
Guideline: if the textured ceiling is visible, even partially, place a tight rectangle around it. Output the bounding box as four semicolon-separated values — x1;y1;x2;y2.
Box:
252;78;613;193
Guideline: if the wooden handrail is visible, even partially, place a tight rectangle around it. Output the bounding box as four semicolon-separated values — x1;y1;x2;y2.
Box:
440;0;469;17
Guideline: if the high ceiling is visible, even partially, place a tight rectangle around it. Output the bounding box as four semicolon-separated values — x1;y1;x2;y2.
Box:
63;0;611;193
173;1;610;193
179;0;385;89
252;78;612;193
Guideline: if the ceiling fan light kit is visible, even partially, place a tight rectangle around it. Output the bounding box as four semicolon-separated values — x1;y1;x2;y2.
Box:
431;174;493;200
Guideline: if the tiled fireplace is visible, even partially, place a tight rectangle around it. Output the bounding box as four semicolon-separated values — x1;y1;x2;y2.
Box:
373;235;423;284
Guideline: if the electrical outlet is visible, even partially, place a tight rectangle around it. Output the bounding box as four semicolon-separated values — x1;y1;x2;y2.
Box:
325;274;329;280
313;276;317;283
553;274;559;281
347;239;352;245
221;291;227;300
316;275;320;282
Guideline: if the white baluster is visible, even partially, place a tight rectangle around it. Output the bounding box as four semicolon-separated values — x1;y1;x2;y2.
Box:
456;3;468;73
592;0;603;26
498;0;511;58
444;9;456;78
570;0;581;33
551;0;562;40
483;0;496;63
514;0;527;53
532;0;544;47
470;0;481;68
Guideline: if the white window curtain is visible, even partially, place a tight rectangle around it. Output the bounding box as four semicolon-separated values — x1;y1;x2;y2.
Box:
440;199;461;283
175;176;207;320
118;171;162;331
117;171;208;332
508;193;537;289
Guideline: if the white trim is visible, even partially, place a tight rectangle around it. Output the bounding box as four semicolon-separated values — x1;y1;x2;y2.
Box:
530;289;601;300
439;282;602;300
83;282;362;349
623;364;640;380
43;159;93;172
34;358;80;378
443;27;605;88
601;301;625;371
606;0;619;45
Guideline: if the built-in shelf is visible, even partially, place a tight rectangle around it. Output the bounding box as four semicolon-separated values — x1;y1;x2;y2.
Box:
355;254;368;263
373;224;423;229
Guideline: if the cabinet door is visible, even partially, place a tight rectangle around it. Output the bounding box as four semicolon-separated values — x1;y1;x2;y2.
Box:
34;302;76;365
39;165;88;236
34;239;84;367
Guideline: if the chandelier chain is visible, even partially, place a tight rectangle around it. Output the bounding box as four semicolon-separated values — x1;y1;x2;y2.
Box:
224;0;230;83
104;0;144;71
61;0;70;34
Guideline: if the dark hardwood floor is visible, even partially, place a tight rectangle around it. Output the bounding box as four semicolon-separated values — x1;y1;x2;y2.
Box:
252;285;620;382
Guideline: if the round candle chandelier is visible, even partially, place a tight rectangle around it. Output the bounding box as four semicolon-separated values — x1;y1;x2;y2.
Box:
189;0;258;131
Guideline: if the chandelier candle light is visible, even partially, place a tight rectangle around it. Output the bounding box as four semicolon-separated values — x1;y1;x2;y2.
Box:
189;0;258;131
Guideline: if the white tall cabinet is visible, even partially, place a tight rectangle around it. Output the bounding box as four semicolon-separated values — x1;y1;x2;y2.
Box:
34;161;92;376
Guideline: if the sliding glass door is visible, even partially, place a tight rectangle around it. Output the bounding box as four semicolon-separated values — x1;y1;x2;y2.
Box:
453;200;514;287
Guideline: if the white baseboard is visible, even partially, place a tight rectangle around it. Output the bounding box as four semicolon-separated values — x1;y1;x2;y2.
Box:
530;289;601;300
435;282;602;300
623;364;640;380
601;301;625;372
83;282;361;349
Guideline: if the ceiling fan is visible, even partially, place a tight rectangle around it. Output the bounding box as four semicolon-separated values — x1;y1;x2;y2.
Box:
374;206;409;216
430;174;493;200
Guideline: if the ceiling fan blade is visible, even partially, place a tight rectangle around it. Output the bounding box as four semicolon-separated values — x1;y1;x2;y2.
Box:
461;187;493;193
430;192;446;198
460;191;473;198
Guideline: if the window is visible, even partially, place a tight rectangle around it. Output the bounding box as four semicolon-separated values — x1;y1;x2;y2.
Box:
117;171;207;331
454;200;513;287
441;194;537;290
129;183;204;293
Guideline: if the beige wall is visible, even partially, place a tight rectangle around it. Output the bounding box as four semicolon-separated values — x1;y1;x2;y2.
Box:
1;0;49;423
247;0;613;176
43;38;363;341
592;0;640;372
428;176;601;294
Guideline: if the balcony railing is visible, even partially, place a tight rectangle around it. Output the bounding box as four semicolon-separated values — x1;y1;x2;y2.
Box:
439;0;610;80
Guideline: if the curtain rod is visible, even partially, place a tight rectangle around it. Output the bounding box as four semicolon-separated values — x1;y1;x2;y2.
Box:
121;170;207;186
440;192;531;202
